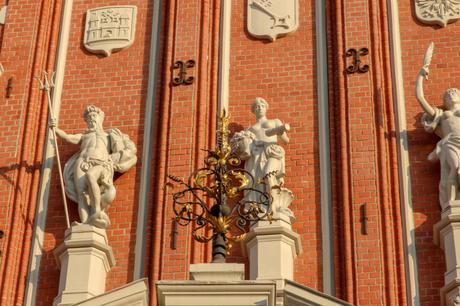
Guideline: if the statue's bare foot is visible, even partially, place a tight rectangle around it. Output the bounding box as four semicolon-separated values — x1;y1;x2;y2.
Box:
87;211;110;229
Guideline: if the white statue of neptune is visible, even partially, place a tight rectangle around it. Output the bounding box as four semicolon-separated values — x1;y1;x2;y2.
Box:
51;105;137;228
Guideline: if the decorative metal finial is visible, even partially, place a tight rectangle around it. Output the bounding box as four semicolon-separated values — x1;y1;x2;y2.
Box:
168;110;273;263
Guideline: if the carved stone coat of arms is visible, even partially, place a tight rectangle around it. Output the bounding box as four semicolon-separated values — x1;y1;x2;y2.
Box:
415;0;460;27
84;6;137;57
247;0;299;42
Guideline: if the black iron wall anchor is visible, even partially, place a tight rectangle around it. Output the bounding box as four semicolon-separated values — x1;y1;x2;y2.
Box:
171;218;178;250
360;203;368;235
6;77;13;98
346;48;369;74
0;230;4;262
172;60;195;86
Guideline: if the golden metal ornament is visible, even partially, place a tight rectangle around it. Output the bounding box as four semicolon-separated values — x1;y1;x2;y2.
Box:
167;110;273;263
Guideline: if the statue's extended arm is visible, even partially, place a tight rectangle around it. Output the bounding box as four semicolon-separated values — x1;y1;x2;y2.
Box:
266;120;290;144
415;67;435;118
50;119;82;145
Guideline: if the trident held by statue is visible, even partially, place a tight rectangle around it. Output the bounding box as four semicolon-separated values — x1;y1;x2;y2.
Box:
38;71;71;229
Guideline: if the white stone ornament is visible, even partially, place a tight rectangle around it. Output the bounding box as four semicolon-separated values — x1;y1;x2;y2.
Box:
84;6;137;57
247;0;299;42
415;0;460;27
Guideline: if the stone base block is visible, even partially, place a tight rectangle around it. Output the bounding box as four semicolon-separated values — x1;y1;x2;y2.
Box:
157;281;276;306
440;279;460;306
434;206;460;306
441;200;460;218
246;225;302;284
189;263;244;281
53;224;115;306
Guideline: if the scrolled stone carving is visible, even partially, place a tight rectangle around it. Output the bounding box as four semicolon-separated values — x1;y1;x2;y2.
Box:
52;105;137;229
231;97;294;222
415;0;460;27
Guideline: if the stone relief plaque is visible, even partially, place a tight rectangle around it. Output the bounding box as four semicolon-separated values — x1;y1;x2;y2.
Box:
84;6;137;57
247;0;299;42
415;0;460;27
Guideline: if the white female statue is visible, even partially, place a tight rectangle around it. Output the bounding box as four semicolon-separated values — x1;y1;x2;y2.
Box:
231;97;294;221
416;43;460;209
51;105;137;228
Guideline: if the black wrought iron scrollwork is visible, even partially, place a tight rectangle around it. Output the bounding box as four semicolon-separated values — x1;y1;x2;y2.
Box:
172;60;195;86
167;110;273;263
346;48;369;74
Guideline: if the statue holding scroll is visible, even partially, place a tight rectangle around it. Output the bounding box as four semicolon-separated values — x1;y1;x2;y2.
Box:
51;105;137;228
416;43;460;209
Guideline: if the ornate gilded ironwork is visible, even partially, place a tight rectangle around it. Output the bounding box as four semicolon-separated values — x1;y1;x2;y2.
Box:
168;110;273;263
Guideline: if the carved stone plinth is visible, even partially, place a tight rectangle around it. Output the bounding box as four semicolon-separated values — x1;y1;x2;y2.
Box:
158;262;275;306
189;263;244;281
246;185;301;291
53;224;115;306
157;281;276;306
434;201;460;306
246;221;302;289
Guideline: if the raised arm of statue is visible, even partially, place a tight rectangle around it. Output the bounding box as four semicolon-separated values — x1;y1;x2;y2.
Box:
415;43;436;118
415;66;435;118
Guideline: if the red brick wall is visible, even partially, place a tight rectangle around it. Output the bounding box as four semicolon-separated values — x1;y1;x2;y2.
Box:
147;1;221;304
0;0;445;305
328;0;407;304
34;0;153;304
0;0;62;305
227;0;322;290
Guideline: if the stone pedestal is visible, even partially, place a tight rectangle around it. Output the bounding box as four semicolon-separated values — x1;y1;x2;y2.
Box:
434;201;460;306
53;224;115;306
246;225;302;286
158;264;276;306
246;188;302;289
190;263;244;281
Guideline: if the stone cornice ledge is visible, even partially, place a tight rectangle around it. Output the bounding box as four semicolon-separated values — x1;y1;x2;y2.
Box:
53;225;116;267
283;279;355;306
74;278;149;306
156;280;276;306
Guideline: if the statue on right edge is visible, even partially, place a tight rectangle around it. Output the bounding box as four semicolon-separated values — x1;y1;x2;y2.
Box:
231;97;294;222
416;42;460;210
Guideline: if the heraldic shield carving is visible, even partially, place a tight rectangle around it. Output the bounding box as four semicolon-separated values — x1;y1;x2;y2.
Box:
84;6;137;57
247;0;299;42
415;0;460;27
